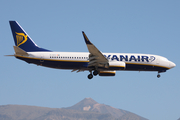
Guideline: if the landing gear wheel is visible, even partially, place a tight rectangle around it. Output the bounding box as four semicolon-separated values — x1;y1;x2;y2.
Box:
157;74;160;78
93;70;98;76
88;74;93;79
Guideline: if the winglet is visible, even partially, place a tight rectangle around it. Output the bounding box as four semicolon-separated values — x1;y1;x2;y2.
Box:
82;31;92;45
82;31;108;68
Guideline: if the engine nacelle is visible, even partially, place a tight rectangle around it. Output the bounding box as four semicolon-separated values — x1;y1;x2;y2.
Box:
99;71;116;76
109;61;126;70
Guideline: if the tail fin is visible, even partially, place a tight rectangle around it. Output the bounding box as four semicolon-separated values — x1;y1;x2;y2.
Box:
9;21;51;52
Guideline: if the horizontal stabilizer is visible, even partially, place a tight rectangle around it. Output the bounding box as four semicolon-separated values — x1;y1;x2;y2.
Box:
13;46;28;56
4;55;15;56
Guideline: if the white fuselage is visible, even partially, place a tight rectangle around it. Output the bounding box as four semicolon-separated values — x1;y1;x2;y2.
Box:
15;51;175;72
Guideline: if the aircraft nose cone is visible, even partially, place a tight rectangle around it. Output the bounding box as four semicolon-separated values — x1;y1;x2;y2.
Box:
169;61;176;68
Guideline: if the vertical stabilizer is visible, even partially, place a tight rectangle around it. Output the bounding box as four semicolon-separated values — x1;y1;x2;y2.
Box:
9;21;51;52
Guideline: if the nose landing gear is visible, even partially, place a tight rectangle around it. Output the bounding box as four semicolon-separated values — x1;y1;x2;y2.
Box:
157;73;161;78
157;70;166;78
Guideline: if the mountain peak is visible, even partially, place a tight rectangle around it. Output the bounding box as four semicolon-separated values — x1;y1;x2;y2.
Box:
66;98;129;118
82;97;98;104
66;98;98;111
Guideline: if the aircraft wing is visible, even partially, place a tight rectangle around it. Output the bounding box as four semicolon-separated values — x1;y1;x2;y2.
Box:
82;31;109;68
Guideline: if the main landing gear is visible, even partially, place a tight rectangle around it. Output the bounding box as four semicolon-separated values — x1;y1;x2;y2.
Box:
88;74;93;79
87;70;99;79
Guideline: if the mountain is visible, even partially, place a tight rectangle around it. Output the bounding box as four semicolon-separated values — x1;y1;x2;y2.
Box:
66;98;128;118
0;98;148;120
0;105;52;120
66;98;147;120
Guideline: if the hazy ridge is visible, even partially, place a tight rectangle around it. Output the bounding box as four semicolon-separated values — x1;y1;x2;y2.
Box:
0;98;148;120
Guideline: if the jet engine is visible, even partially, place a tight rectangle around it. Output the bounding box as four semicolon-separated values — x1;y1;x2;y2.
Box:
108;61;126;70
99;71;116;76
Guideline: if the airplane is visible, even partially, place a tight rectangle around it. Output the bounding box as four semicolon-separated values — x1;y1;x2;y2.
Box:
8;21;176;79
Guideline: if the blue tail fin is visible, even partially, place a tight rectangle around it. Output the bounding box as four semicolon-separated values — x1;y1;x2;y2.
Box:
9;21;51;52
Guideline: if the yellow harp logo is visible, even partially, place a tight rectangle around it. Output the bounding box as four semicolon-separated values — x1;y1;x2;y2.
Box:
15;32;28;46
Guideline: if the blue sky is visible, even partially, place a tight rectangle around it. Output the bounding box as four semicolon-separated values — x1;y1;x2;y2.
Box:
1;0;180;120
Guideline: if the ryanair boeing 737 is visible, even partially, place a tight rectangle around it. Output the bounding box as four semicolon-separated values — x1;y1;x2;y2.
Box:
8;21;176;79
